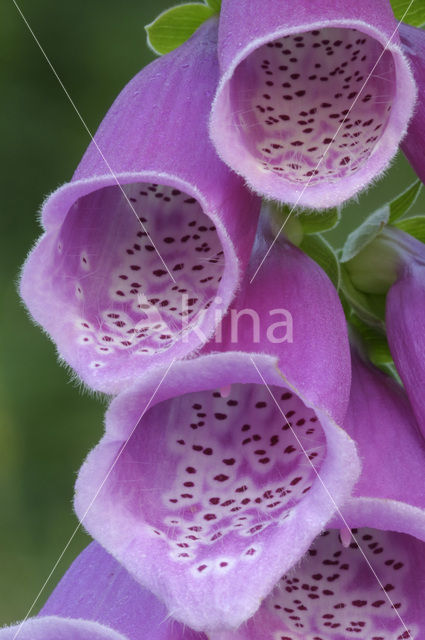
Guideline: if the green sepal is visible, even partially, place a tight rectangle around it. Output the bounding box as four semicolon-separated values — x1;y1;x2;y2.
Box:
388;179;422;223
390;0;425;27
380;362;403;385
394;215;425;244
341;207;389;263
299;234;341;290
349;313;393;365
297;206;341;234
341;180;422;263
206;0;221;10
349;312;401;383
145;3;215;56
271;202;340;243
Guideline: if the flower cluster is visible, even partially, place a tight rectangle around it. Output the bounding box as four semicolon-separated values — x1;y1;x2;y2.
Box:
6;1;425;639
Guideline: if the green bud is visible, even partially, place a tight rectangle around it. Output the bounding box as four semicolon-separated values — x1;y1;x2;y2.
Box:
345;226;425;294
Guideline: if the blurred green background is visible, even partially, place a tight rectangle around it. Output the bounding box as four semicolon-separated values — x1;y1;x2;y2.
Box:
0;0;172;623
0;0;424;626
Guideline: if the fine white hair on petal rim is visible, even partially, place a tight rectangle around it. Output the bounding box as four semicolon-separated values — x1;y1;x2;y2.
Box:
230;28;395;186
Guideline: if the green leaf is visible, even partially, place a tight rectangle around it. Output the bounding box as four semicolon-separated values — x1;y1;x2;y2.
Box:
145;3;215;56
394;215;425;244
206;0;221;11
300;234;341;290
390;0;425;27
297;206;341;234
341;206;389;263
388;179;422;223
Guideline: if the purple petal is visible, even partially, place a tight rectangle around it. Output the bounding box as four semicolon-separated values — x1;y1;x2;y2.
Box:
213;354;425;639
0;618;127;640
210;527;425;640
210;232;352;425
210;0;416;208
329;350;425;540
400;23;425;183
386;259;425;440
20;19;260;394
74;239;359;632
41;542;205;640
0;543;204;640
75;356;358;632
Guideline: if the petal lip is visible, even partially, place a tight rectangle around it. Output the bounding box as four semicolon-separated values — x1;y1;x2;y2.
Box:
20;18;260;395
40;542;206;640
0;617;128;640
330;496;425;545
74;351;360;633
210;7;417;209
20;171;245;396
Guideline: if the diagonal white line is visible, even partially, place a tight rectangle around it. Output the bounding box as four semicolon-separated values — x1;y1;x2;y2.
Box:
250;0;416;284
12;358;176;639
9;2;418;639
11;0;176;284
249;356;414;639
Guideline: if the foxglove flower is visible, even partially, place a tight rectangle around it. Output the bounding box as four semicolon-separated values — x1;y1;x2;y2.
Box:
385;231;425;440
210;0;416;208
74;235;360;632
210;352;425;639
0;542;204;639
20;19;260;394
346;224;425;439
400;23;425;184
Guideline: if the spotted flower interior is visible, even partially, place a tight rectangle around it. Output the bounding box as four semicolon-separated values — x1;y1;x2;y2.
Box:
56;182;224;370
110;383;325;575
230;28;395;186
223;528;423;640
